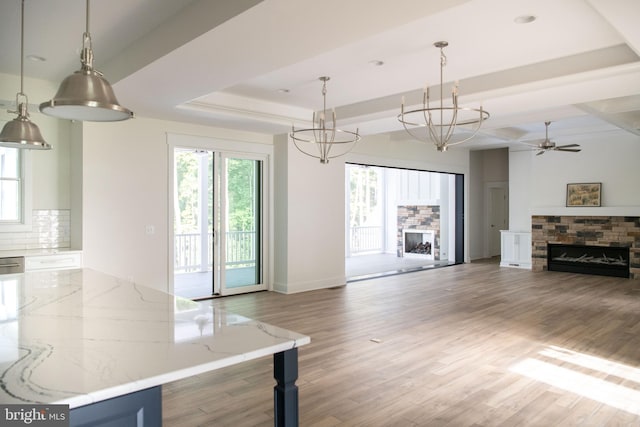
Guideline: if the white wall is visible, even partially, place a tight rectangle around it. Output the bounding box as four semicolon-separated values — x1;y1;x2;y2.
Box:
82;117;271;292
468;152;484;259
273;134;289;288
273;134;347;293
508;150;533;231
348;133;469;174
69;122;83;250
509;130;640;228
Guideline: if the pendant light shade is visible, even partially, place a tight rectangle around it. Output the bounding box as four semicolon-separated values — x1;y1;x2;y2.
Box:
39;69;133;121
39;0;133;122
0;0;51;150
0;102;50;149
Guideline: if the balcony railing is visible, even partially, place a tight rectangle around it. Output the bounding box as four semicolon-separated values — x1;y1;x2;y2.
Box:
350;225;383;254
175;231;256;273
177;226;383;272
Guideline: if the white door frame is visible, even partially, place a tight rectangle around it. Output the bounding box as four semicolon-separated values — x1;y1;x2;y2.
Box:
484;181;508;258
167;134;273;296
218;152;269;296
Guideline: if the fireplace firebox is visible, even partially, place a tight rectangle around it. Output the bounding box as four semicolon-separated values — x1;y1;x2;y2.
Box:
547;243;629;278
402;229;434;260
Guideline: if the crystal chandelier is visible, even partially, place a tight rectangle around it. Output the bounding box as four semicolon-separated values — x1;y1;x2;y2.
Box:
289;77;360;164
398;41;489;151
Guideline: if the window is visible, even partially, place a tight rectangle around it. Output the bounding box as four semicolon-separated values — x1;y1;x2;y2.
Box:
0;147;21;222
0;146;31;230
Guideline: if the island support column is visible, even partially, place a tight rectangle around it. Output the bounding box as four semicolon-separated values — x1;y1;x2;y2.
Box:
273;348;299;427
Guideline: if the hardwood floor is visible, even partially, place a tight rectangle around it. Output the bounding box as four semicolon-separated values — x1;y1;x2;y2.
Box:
163;261;640;426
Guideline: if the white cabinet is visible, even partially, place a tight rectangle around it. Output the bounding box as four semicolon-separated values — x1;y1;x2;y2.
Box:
25;252;83;271
500;231;531;269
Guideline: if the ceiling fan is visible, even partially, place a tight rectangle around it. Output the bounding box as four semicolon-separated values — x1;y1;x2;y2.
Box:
521;121;581;155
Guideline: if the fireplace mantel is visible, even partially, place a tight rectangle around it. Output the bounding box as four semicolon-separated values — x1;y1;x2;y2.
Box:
531;207;640;217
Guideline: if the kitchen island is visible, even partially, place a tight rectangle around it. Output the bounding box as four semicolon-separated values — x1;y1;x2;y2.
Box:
0;268;309;426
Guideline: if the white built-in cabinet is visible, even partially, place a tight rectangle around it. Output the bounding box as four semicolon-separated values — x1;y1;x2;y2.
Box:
25;252;83;272
500;231;532;269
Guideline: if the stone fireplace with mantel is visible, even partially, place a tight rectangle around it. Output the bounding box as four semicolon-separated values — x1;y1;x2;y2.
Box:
532;216;640;279
397;205;440;260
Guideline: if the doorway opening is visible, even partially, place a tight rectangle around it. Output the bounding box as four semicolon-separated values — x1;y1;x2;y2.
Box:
486;182;508;258
345;163;463;281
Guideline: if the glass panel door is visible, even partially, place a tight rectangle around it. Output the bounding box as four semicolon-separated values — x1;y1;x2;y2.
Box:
218;155;264;295
173;149;214;299
173;149;266;298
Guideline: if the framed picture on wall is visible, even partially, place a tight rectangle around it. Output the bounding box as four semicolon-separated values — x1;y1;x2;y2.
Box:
566;182;601;207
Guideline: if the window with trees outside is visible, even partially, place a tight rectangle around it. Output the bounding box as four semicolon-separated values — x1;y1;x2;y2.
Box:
348;165;383;254
0;147;22;223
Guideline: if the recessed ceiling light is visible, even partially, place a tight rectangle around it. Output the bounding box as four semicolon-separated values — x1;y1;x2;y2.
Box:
277;88;290;93
369;60;384;66
514;15;536;24
26;54;46;62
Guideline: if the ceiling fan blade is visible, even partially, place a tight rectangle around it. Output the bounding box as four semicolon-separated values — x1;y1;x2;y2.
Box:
536;150;545;156
556;144;580;149
554;148;581;152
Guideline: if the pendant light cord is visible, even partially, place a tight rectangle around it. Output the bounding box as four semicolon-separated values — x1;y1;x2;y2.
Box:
86;0;90;35
15;0;29;115
19;0;24;96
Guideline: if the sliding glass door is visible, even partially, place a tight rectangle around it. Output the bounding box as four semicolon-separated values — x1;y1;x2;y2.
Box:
218;155;263;295
173;149;266;298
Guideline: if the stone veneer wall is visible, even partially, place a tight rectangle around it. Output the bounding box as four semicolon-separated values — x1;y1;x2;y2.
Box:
397;206;440;259
0;210;71;251
532;215;640;279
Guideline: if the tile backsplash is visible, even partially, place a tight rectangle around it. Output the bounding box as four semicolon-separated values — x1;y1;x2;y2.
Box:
0;210;71;250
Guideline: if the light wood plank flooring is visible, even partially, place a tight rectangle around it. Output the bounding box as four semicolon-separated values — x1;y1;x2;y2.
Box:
163;261;640;426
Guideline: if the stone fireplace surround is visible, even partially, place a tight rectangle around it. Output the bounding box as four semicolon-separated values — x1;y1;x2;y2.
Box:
397;205;440;259
532;215;640;279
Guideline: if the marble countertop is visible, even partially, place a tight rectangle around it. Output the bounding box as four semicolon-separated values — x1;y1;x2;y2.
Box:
0;269;310;408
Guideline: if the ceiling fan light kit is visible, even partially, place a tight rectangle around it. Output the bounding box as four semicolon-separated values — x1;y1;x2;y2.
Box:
527;121;582;155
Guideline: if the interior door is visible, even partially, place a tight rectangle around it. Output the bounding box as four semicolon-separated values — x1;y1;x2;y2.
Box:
489;186;508;257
